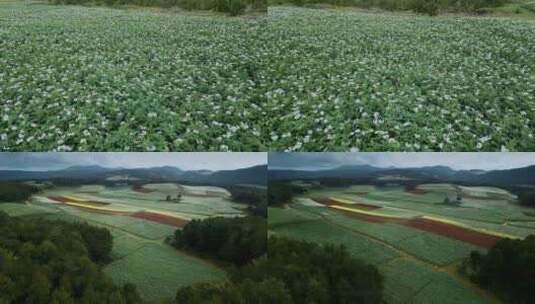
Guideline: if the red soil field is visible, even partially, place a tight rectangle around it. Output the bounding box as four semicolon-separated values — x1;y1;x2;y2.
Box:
404;218;502;249
131;211;189;228
132;185;154;193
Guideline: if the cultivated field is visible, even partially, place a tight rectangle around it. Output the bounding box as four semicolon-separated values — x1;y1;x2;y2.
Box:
0;1;265;151
0;183;239;302
2;3;535;152
269;184;535;303
264;7;535;151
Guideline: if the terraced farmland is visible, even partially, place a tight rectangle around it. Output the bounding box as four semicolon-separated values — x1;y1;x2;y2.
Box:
269;183;535;304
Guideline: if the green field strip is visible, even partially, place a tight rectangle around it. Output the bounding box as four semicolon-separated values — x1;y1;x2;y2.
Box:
270;219;400;265
396;233;481;266
0;202;59;217
379;259;436;304
121;220;176;240
104;243;225;302
411;272;490;304
268;206;322;227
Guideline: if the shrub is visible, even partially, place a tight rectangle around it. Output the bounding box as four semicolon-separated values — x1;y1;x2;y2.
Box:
410;0;439;15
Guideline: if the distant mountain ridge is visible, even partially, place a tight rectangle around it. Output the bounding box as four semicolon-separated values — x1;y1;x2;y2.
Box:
269;164;535;186
0;165;267;186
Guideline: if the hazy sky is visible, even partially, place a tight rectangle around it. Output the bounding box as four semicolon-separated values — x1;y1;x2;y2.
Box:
269;153;535;171
0;153;267;171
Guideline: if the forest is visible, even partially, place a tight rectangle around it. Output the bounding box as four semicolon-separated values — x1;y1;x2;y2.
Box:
227;185;267;217
0;182;40;203
462;235;535;304
0;212;141;304
172;216;267;266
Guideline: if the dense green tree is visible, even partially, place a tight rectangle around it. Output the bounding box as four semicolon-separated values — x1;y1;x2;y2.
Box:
227;185;267;217
462;235;535;303
174;216;266;266
0;182;39;203
517;190;535;207
0;211;141;304
267;183;306;206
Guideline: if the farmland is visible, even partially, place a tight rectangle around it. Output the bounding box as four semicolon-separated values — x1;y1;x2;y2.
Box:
2;3;535;151
263;7;535;151
269;183;535;303
0;1;266;151
0;182;243;302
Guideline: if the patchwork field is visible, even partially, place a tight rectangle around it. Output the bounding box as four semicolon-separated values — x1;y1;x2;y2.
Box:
269;183;535;303
0;182;239;302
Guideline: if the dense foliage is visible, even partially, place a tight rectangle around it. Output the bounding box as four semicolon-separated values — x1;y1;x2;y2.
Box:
227;185;267;217
2;3;535;151
0;212;141;304
0;182;39;203
263;7;535;151
0;3;265;151
173;216;266;266
268;0;507;15
175;236;383;303
267;182;306;206
461;235;535;303
517;190;535;207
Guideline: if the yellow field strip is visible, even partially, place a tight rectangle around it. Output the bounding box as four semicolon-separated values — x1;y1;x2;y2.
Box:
329;205;402;219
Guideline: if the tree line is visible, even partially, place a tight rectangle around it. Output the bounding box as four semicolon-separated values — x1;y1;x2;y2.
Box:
461;235;535;304
50;0;267;16
0;182;40;203
268;0;507;16
172;215;266;266
0;212;141;304
227;185;267;217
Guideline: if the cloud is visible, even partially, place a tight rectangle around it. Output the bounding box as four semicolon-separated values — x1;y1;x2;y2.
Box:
0;153;267;171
